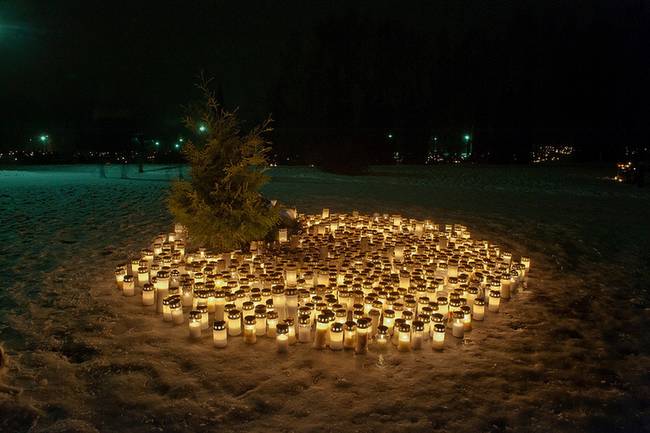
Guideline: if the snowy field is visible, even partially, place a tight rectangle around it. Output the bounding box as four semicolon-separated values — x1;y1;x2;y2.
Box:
0;164;649;433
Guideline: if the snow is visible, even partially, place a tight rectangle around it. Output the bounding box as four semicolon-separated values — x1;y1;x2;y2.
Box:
1;164;649;433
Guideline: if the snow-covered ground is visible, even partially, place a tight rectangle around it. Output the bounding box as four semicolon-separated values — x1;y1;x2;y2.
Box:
0;164;648;433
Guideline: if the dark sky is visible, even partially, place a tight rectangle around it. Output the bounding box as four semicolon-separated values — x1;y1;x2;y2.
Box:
0;0;647;159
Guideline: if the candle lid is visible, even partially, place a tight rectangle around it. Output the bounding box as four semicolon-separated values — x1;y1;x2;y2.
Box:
331;322;344;333
276;323;289;334
244;315;256;325
433;323;446;333
189;310;202;320
213;320;226;330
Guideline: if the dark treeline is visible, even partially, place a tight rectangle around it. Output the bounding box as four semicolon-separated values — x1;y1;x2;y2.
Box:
1;0;647;166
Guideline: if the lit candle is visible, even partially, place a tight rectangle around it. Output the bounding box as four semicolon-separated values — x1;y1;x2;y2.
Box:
411;320;424;350
122;275;135;297
244;315;257;344
397;323;411;352
461;305;472;331
298;314;312;343
452;311;464;338
472;298;485;321
354;318;370;354
276;323;289;353
313;314;329;349
142;283;155;306
382;309;395;335
266;311;279;338
278;228;288;243
343;321;356;350
432;323;446;350
197;304;209;331
213;320;227;348
227;309;242;336
322;208;330;219
285;288;298;319
329;322;344;350
162;296;174;322
137;266;149;286
284;318;297;345
171;299;184;325
488;290;501;313
115;265;126;289
272;286;286;320
255;311;267;336
155;271;170;314
189;310;202;339
392;319;405;345
373;325;389;351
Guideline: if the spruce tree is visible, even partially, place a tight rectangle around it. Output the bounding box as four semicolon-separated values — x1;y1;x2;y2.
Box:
168;80;278;251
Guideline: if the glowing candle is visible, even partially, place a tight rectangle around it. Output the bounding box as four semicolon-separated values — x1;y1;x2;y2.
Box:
432;323;446;350
255;311;267;336
354;318;370;354
488;290;501;313
466;286;479;306
329;323;344;351
285;288;298;319
452;311;464;338
115;265;126;289
322;208;330;219
461;305;472;331
276;323;289;353
382;309;395;334
397;323;411;352
171;299;184;325
197;304;209;331
298;315;312;343
227;310;242;336
122;275;135;297
472;298;485;321
369;309;381;336
392;319;405;345
244;316;257;344
137;266;149;286
313;314;329;349
272;286;286;320
412;320;424;350
278;228;288;243
285;265;297;286
266;311;279;338
284;318;297;345
343;321;356;350
374;325;389;351
142;283;155;306
162;296;174;322
181;284;193;308
189;311;202;339
155;271;170;314
213;320;227;348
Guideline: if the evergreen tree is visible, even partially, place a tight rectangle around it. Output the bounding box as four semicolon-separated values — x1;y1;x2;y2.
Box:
168;79;278;251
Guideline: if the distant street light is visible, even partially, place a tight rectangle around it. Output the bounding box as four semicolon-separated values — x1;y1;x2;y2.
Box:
174;143;180;149
463;134;471;142
198;124;207;133
154;141;160;146
39;134;48;143
388;133;393;139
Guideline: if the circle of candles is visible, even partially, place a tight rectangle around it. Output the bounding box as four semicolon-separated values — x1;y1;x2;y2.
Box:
213;320;227;348
189;310;202;339
329;323;344;350
227;309;242;336
472;298;485;321
276;323;289;353
397;323;411;352
354;318;370;354
313;314;329;349
142;283;155;306
488;290;501;313
432;323;446;350
244;315;257;344
298;314;312;343
343;321;357;350
122;275;135;297
452;311;464;338
412;320;424;350
170;299;184;325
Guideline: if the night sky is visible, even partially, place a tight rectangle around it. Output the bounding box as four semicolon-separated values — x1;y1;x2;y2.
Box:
1;0;647;162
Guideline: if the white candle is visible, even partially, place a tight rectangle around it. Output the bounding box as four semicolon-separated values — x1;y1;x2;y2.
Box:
343;321;356;350
452;311;464;338
298;315;312;343
162;296;174;322
122;275;135;297
488;290;501;313
142;283;155;306
244;316;257;344
313;314;329;349
373;325;389;351
432;323;446;350
461;305;472;331
276;324;289;353
137;267;149;286
189;311;202;339
285;318;297;345
397;323;411;352
472;298;485;321
355;318;370;354
266;311;279;338
329;323;344;350
411;321;424;350
227;310;242;336
255;311;267;336
213;320;227;348
171;300;184;325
